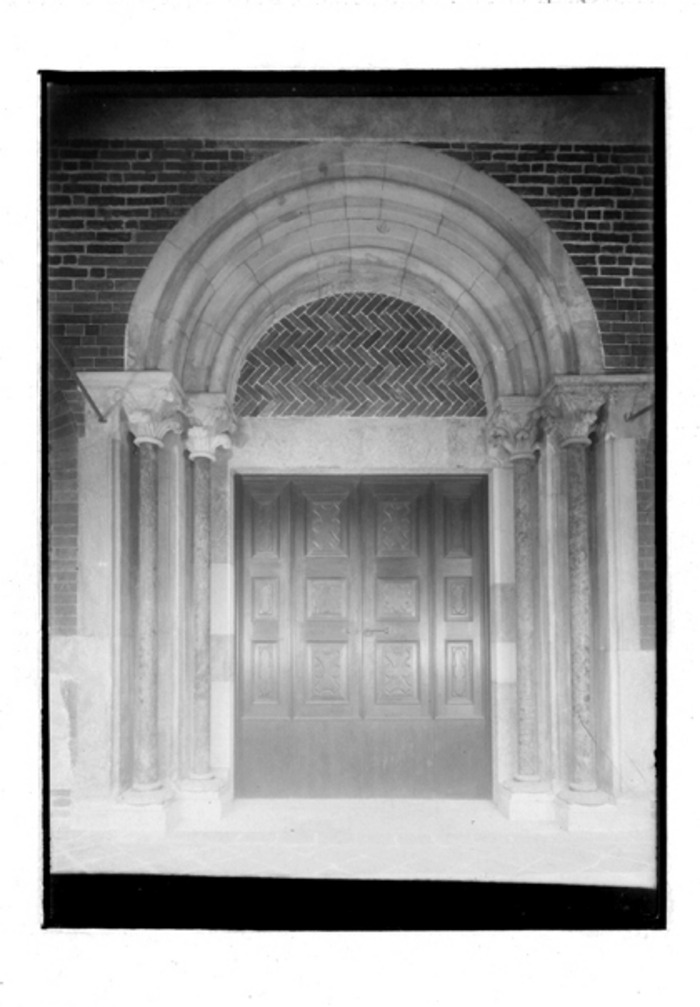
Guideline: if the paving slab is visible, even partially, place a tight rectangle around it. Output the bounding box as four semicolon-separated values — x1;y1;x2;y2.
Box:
49;799;656;887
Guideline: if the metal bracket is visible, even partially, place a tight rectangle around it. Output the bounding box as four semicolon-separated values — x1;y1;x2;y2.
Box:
49;335;108;423
623;401;654;423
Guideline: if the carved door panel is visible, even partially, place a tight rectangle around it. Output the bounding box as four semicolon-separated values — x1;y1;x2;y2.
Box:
291;480;361;720
237;475;490;797
239;478;292;722
361;482;431;720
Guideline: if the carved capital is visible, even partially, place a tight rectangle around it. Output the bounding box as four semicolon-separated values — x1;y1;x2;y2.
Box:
184;393;236;461
121;373;185;447
486;397;541;464
542;385;606;448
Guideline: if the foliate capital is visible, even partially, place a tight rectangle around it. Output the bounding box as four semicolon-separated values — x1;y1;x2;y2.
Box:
119;373;185;447
542;384;606;448
184;393;236;461
486;397;542;464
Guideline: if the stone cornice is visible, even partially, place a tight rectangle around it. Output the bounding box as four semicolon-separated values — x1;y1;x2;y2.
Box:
486;396;541;466
184;393;236;461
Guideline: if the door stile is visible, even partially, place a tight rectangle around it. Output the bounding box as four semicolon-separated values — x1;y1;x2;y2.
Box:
428;482;437;722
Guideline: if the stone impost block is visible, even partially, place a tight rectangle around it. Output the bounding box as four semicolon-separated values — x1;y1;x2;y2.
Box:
496;781;556;822
168;778;228;830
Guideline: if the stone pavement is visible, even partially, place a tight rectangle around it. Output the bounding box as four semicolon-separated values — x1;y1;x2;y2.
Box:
50;799;656;887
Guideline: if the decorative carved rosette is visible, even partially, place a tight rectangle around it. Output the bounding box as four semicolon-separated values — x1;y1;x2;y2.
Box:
184;393;236;461
542;386;606;448
486;397;541;464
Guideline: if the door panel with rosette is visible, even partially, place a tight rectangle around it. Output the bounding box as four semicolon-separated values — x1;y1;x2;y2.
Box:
237;476;490;797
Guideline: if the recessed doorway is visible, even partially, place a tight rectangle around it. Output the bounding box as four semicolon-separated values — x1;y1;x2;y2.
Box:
236;476;490;797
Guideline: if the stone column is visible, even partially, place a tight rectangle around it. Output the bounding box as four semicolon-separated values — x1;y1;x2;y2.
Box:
488;398;542;783
545;385;606;795
122;375;184;802
182;394;234;789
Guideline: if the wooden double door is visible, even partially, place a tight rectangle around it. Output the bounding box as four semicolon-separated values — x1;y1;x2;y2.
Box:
237;476;490;797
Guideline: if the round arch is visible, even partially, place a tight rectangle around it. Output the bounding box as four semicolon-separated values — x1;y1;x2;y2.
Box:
126;142;604;408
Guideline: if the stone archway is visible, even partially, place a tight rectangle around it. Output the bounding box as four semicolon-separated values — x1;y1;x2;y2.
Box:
76;142;653;828
126;142;604;407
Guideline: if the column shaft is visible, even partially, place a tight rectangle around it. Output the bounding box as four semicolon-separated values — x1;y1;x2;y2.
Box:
133;442;160;789
566;441;597;791
513;456;539;780
192;455;213;778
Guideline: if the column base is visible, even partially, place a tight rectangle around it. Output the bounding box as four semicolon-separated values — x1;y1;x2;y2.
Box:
178;775;221;793
556;788;617;831
122;784;171;805
168;775;229;830
496;780;556;822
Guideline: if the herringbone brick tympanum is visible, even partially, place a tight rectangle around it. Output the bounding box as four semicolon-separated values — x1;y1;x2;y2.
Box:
234;293;486;418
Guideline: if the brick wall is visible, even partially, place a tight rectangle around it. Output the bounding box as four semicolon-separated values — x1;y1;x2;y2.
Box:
47;349;82;635
234;292;486;418
425;142;654;374
46;137;655;637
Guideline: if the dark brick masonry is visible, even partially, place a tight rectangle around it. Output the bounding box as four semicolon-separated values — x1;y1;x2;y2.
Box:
46;138;655;642
234;292;486;418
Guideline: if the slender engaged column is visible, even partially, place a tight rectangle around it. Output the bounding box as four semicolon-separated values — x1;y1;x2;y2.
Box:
134;440;160;789
488;398;541;782
513;454;539;780
565;439;596;790
191;455;213;778
122;374;184;802
183;394;235;787
544;384;605;795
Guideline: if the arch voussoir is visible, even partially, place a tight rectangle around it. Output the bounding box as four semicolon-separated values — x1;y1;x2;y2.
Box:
127;142;604;401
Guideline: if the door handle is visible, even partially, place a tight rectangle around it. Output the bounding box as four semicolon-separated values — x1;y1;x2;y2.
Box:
363;626;389;636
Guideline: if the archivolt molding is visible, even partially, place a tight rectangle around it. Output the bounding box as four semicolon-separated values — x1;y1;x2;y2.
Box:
126;143;605;408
